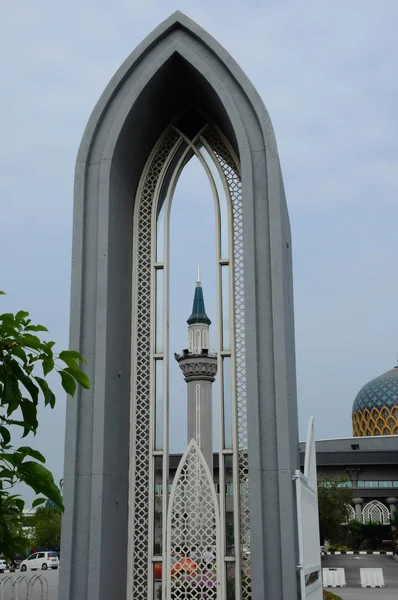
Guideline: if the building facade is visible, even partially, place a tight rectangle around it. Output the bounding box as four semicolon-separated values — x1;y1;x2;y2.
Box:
299;436;398;524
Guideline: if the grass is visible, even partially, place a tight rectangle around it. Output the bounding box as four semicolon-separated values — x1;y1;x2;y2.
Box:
323;590;343;600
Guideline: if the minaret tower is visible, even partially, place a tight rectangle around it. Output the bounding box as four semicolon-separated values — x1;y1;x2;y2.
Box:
175;268;217;471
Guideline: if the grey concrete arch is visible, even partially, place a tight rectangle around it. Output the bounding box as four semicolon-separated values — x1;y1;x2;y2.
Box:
61;11;300;600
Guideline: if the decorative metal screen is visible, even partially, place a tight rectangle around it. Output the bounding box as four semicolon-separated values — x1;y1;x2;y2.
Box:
343;504;356;523
166;440;220;600
131;119;250;600
131;129;180;598
362;500;390;524
203;128;251;597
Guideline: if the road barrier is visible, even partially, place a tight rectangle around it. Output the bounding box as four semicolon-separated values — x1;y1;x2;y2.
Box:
322;567;346;587
360;568;385;588
0;574;48;599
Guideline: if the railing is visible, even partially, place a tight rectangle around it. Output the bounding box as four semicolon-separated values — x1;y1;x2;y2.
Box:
0;574;48;600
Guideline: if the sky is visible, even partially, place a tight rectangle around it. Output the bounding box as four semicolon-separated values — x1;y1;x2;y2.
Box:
1;1;398;501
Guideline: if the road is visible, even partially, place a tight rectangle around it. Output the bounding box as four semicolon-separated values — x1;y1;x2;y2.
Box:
0;556;396;599
322;554;398;588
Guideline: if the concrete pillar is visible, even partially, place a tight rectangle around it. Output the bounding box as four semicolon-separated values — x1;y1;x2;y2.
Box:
387;497;398;529
352;497;364;522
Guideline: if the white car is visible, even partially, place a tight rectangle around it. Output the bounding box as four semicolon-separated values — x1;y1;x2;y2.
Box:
0;558;6;572
20;551;59;571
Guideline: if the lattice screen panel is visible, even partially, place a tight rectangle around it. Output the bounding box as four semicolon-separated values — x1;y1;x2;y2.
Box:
204;128;251;599
362;500;390;525
131;129;180;599
167;442;219;600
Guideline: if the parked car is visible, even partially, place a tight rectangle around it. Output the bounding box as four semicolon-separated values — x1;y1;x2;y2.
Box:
0;558;6;573
20;551;59;571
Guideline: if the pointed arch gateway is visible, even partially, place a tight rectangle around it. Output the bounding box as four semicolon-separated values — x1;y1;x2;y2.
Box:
166;440;221;600
60;11;300;600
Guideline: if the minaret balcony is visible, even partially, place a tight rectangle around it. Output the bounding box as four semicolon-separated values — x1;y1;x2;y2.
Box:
174;349;218;381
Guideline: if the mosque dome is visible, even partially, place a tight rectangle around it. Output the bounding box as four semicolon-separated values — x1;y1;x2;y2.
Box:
352;366;398;437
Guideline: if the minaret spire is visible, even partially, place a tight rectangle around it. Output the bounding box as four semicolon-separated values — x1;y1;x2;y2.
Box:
187;271;211;326
175;267;218;471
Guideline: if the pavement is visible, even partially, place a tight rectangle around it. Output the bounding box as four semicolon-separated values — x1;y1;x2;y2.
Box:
338;589;398;600
0;569;59;599
322;554;398;588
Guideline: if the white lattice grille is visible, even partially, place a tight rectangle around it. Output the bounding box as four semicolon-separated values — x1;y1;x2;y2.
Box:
195;384;201;445
195;329;201;354
189;329;194;352
343;504;356;524
362;500;390;524
204;128;251;598
167;441;219;600
132;129;180;598
203;329;209;350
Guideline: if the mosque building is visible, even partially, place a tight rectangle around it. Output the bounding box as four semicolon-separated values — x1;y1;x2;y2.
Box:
164;272;398;538
352;366;398;436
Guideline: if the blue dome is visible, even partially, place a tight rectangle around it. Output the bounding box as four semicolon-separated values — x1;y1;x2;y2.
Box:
352;367;398;414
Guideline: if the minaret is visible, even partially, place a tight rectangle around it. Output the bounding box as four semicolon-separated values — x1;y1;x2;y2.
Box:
175;268;217;471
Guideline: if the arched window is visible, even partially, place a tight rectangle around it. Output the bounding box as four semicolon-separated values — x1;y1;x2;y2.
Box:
362;500;390;524
194;329;201;354
343;504;356;524
202;328;209;350
188;329;194;353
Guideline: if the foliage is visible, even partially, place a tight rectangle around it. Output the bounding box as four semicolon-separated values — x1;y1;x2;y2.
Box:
32;505;62;551
0;494;31;559
391;509;398;527
327;544;351;552
361;522;390;550
336;520;392;551
345;519;363;550
323;590;343;600
0;291;90;558
317;476;353;544
226;563;251;600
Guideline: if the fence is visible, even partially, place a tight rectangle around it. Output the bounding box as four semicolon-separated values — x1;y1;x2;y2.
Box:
0;575;48;600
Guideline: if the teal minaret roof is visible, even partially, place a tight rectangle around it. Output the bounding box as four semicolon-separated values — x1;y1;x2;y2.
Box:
187;266;211;326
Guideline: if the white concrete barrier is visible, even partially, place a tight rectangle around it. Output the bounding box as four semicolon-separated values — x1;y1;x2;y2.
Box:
322;567;346;587
360;568;385;588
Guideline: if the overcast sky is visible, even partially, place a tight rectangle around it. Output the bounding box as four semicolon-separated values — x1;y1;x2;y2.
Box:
2;1;398;502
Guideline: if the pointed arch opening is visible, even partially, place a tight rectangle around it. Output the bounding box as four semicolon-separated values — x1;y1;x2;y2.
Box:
63;12;299;600
362;500;390;524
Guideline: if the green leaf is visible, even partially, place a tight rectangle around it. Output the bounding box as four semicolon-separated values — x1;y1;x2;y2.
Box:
21;333;42;349
10;345;27;363
60;370;76;396
59;349;87;365
16;446;46;463
0;426;11;446
17;461;63;510
42;358;54;376
0;313;15;324
20;398;38;436
3;376;22;415
25;324;49;333
7;359;39;404
0;468;15;480
15;311;29;321
59;353;79;371
0;291;5;295
32;497;46;508
34;376;56;408
64;367;90;389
